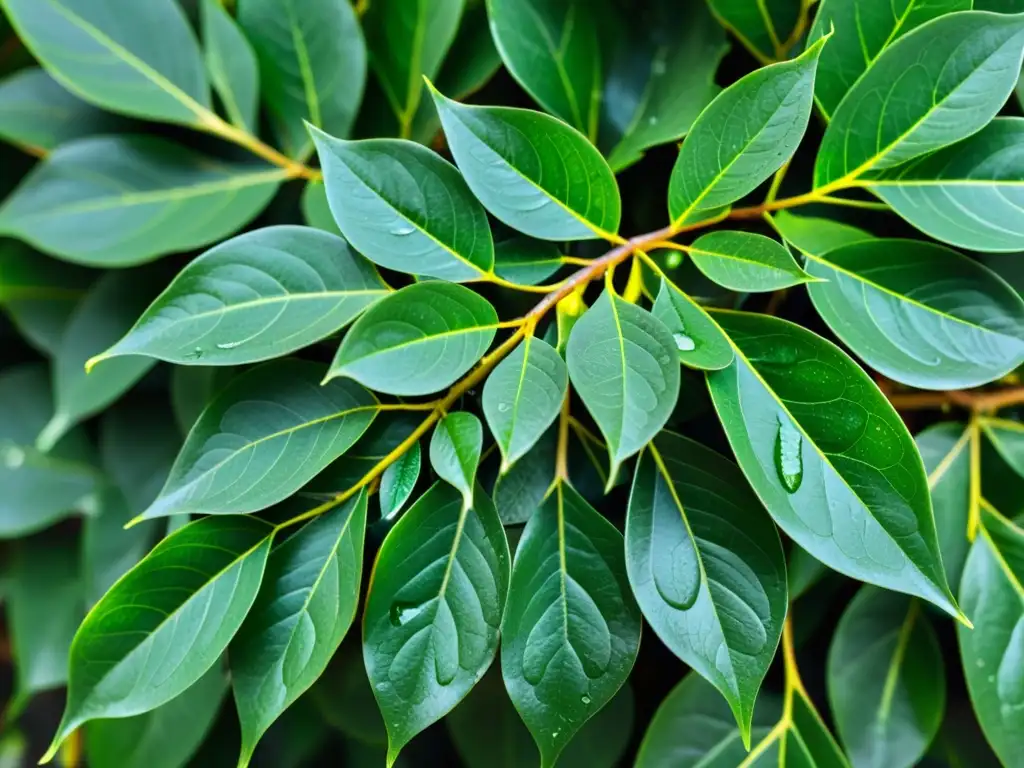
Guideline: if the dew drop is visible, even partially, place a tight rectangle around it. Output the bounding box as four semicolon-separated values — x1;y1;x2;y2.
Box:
3;445;25;469
773;417;804;493
389;600;426;627
665;252;683;269
497;402;511;413
673;332;696;352
187;346;203;360
215;340;244;350
580;695;591;706
390;224;416;236
647;116;659;126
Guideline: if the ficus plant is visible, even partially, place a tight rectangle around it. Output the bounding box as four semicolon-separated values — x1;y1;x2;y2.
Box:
1;0;1024;766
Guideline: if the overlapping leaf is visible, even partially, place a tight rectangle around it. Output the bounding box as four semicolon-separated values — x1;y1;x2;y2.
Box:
430;412;483;509
687;231;813;292
650;279;733;371
706;0;800;63
200;0;259;132
916;423;971;587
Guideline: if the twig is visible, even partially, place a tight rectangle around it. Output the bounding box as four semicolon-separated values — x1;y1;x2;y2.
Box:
887;386;1024;414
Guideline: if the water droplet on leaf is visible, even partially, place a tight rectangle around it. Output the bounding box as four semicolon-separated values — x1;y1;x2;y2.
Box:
580;695;591;706
773;417;804;493
665;252;683;269
389;600;427;627
497;402;510;413
673;332;696;352
390;224;416;236
215;340;244;350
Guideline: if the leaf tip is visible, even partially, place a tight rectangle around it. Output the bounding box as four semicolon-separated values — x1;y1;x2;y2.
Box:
957;611;974;630
124;513;147;530
84;352;107;374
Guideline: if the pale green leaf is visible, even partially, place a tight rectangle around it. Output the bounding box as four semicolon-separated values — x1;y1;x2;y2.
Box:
380;442;421;520
688;230;814;292
430;412;483;509
771;210;873;254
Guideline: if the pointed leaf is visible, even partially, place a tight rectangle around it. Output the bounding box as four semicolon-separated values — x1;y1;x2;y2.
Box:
651;279;733;371
917;423;971;588
328;282;498;396
688;231;814;292
43;516;274;759
231;491;368;765
501;483;641;768
483;336;567;471
566;291;680;482
706;310;961;618
0;136;284;267
626;432;787;742
431;88;621;240
141;360;377;520
311;132;494;281
380;441;421;520
430;412;483;509
93;226;388;367
706;0;801;63
805;240;1024;390
363;482;510;764
200;0;259;132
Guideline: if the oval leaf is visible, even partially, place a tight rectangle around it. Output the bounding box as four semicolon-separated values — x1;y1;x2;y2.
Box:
380;442;421;520
140;360;378;520
706;310;961;618
430;412;483;510
651;278;734;371
688;230;813;292
805;239;1024;390
328;282;498;396
363;482;510;764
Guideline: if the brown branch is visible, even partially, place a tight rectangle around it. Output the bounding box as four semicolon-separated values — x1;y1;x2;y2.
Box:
888;386;1024;414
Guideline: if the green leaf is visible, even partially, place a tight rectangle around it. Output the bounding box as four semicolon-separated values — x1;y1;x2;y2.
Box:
566;291;680;484
626;432;787;743
483;336;567;472
486;0;605;137
0;0;210;126
917;423;971;588
809;0;970;119
364;482;510;764
827;588;945;768
92;226;388;367
814;11;1024;188
635;673;782;768
311;132;494;281
0;67;124;154
805;239;1024;389
492;426;556;526
687;231;814;292
364;0;463;133
300;180;341;235
8;538;82;698
140;360;377;520
771;210;873;255
604;1;727;171
866;118;1024;253
0;136;285;267
706;310;961;618
0;364;97;538
668;37;826;226
957;502;1024;767
200;0;259;132
83;489;154;606
706;0;800;63
327;282;498;396
169;365;238;437
39;270;160;451
311;642;386;745
983;417;1024;481
501;482;641;768
430;412;483;509
493;237;563;286
788;545;829;602
43;515;275;760
231;491;368;765
651;278;733;371
430;87;622;241
380;441;421;520
85;664;227;768
239;0;366;158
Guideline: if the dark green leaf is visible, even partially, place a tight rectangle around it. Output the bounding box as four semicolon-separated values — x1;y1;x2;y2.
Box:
566;291;680;483
300;180;341;235
788;545;829;602
169;365;238;437
94;226;388;366
687;231;814;292
430;412;483;509
141;360;377;520
828;588;945;768
431;88;622;240
501;482;641;768
651;278;733;371
380;441;421;520
231;491;368;765
429;2;501;100
917;423;971;588
626;432;787;742
83;489;154;606
707;0;800;63
311;132;494;281
493;237;563;286
0;136;284;266
364;482;510;763
200;0;259;132
43;515;274;759
311;641;387;745
492;426;556;526
327;282;498;396
805;240;1024;389
706;310;961;618
983;417;1024;480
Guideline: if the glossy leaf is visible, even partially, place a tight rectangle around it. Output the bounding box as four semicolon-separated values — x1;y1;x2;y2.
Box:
957;502;1024;767
231;491;368;765
43;516;275;759
917;423;971;588
983;417;1024;480
301;181;341;235
501;483;641;768
805;240;1024;390
706;310;961;618
430;412;483;510
311;132;494;281
492;426;556;526
431;88;622;241
867;118;1024;252
200;0;259;132
810;0;969;119
0;136;284;267
363;482;510;764
238;0;366;158
380;441;421;520
651;278;733;371
0;0;210;126
772;210;873;255
94;226;388;367
828;588;945;768
169;366;238;437
566;291;680;484
483;336;567;471
706;0;800;63
815;11;1024;187
626;432;787;742
493;237;563;286
328;282;498;396
688;231;814;292
140;360;376;520
668;37;826;226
